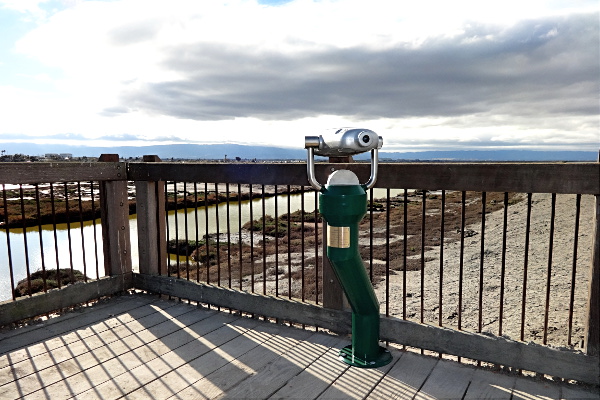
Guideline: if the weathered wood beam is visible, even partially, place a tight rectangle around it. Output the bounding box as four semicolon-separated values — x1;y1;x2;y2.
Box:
135;155;167;276
0;276;128;326
128;162;600;194
0;162;125;184
99;155;133;280
132;273;599;385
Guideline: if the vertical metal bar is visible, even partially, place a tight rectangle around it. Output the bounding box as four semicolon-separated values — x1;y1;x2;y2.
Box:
249;184;254;293
567;194;581;345
183;182;190;280
19;184;32;296
50;183;61;288
174;181;180;278
499;192;509;336
314;189;319;305
194;182;200;282
63;182;74;277
239;183;243;291
543;193;556;345
214;183;221;285
274;185;279;297
226;183;232;288
386;188;391;317
34;184;47;292
77;182;87;281
521;193;532;341
262;185;267;295
204;182;210;283
439;190;445;327
403;188;408;320
301;186;305;302
420;190;426;324
287;185;292;299
165;182;171;276
90;181;100;279
3;184;16;299
458;191;466;331
478;191;486;333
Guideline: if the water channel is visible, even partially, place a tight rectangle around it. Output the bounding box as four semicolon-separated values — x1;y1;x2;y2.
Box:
1;189;403;301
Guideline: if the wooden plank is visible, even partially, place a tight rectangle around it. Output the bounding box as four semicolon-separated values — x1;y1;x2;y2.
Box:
75;313;250;399
270;339;351;400
124;316;273;400
0;276;130;326
584;194;600;356
380;316;600;386
367;351;438;400
135;179;167;276
135;156;167;276
463;368;516;399
99;175;133;279
128;162;311;186
0;162;125;184
1;302;207;398
127;162;600;194
173;322;314;399
133;274;600;385
0;300;191;386
132;273;353;334
220;332;342;399
560;385;600;399
415;358;476;400
0;295;158;368
316;348;397;399
512;375;560;400
12;305;222;399
0;293;142;343
374;163;600;194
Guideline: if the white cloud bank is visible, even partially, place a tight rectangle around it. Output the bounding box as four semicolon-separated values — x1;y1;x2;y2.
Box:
1;0;598;151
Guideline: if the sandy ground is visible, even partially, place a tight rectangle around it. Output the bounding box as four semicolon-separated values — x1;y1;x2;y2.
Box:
374;193;596;349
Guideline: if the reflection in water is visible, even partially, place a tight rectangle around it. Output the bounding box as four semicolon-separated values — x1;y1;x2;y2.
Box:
0;189;402;301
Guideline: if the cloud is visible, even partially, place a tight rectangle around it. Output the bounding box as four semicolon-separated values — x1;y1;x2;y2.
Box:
110;13;597;125
7;0;600;151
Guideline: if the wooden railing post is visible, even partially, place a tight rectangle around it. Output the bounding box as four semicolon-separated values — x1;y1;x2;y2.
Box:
584;152;600;356
135;155;167;276
98;154;132;290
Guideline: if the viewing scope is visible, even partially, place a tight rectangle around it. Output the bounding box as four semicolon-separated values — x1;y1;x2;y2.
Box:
304;128;382;157
305;128;382;191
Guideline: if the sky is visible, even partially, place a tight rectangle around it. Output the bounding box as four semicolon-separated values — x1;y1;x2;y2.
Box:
0;0;598;153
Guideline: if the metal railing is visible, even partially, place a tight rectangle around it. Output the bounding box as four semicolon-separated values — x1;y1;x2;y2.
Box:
0;157;598;385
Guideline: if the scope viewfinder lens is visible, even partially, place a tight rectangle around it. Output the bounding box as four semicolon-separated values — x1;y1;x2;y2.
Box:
362;135;370;143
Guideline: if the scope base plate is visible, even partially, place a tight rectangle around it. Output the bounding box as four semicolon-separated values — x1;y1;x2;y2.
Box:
338;345;393;368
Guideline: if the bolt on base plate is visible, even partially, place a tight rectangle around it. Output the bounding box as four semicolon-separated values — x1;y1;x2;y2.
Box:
338;345;393;368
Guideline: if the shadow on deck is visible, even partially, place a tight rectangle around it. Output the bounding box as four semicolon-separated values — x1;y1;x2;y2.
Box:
0;294;597;400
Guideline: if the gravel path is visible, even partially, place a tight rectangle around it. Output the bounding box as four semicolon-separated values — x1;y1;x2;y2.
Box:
375;193;596;349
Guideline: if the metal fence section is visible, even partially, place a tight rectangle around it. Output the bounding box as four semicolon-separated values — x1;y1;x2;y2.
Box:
0;181;103;301
160;180;323;304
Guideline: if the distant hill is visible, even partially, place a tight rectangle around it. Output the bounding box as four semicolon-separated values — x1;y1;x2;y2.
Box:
1;142;597;161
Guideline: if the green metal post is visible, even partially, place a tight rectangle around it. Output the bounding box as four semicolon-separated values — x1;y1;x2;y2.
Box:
320;183;392;368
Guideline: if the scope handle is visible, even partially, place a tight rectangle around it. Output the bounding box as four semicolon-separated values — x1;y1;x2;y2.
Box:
305;146;379;191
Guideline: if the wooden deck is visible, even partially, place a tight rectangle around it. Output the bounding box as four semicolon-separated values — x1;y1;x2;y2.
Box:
0;294;597;400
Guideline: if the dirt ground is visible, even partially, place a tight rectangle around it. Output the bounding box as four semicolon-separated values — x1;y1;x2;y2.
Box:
373;192;595;350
